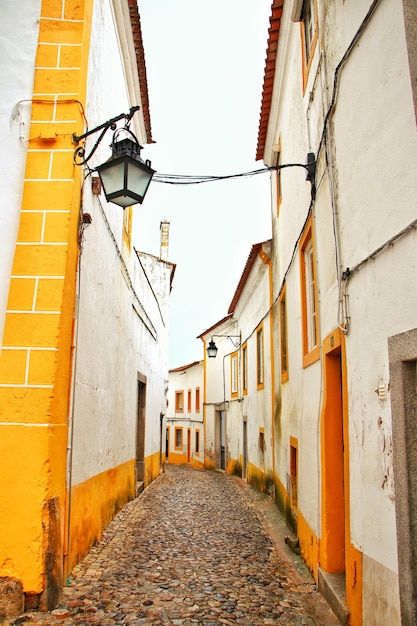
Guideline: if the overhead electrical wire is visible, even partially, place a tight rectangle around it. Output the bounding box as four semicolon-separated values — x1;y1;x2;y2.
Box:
153;163;310;185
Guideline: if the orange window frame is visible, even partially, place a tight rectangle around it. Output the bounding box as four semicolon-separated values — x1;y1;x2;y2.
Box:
174;427;183;449
300;0;318;93
242;342;248;395
299;215;320;367
279;284;289;382
256;323;264;390
175;390;184;412
187;389;192;413
195;387;200;413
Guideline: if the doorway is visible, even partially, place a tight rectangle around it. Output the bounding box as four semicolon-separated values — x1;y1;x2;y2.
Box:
242;417;248;480
215;409;226;470
187;428;191;463
165;427;169;461
321;331;347;574
389;328;417;624
136;374;147;484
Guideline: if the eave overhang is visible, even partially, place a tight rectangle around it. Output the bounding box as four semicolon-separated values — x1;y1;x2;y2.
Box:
255;1;284;162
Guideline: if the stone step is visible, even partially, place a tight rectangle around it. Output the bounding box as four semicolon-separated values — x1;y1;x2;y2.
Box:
318;567;350;625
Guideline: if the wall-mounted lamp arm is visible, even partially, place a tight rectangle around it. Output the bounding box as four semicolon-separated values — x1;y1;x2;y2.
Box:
207;334;241;358
211;334;241;348
72;106;140;166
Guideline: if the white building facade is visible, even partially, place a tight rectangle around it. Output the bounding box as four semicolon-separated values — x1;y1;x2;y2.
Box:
167;361;204;468
198;241;274;484
256;0;417;624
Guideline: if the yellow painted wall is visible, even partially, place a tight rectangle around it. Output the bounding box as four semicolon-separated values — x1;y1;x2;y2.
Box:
0;0;93;608
169;451;188;465
68;453;163;574
68;460;135;572
297;510;319;580
246;461;275;496
145;450;162;486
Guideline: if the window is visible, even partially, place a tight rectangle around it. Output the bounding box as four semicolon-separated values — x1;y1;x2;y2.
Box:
175;427;183;449
302;0;315;57
256;324;264;389
300;216;320;367
242;342;248;395
195;387;200;413
175;391;184;412
294;0;318;91
231;352;238;398
258;428;266;453
274;140;282;213
187;389;192;413
195;430;200;454
279;285;289;382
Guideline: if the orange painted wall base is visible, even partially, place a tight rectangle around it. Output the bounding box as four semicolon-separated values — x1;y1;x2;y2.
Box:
68;460;135;572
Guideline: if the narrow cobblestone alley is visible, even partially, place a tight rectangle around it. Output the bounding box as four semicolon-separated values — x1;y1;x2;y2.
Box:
13;466;339;626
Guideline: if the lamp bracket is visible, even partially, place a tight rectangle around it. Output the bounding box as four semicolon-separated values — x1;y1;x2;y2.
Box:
211;334;241;349
73;106;140;166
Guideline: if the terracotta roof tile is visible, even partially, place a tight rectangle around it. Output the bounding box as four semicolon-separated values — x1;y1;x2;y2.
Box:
128;0;154;144
255;1;284;161
228;240;272;314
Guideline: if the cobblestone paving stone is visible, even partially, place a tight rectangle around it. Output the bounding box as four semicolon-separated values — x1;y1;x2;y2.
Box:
13;465;339;625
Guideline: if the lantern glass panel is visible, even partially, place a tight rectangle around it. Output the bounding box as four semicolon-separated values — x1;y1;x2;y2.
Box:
128;161;154;197
99;160;126;195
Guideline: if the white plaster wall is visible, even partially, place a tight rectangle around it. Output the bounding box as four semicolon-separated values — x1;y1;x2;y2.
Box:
264;0;415;607
0;1;42;343
233;256;273;475
70;0;170;484
264;0;325;537
328;0;417;573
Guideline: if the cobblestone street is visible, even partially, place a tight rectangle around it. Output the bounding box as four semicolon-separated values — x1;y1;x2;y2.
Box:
13;465;338;625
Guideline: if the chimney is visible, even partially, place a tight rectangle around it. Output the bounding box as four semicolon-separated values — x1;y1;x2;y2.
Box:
160;219;170;261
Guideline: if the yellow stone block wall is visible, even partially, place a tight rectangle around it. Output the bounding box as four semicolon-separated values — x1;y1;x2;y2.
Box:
0;0;93;606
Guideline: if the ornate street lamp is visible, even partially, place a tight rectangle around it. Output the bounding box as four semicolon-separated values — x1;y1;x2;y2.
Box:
73;106;155;207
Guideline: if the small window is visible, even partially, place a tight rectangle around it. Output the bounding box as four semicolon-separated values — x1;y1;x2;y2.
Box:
195;387;200;413
279;285;289;382
242;343;248;395
231;352;238;397
256;324;264;389
175;427;183;449
195;429;200;454
175;391;184;412
300;216;320;367
300;0;318;90
187;389;192;413
258;428;266;453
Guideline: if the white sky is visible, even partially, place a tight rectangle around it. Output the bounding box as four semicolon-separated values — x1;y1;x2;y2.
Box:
135;0;273;369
